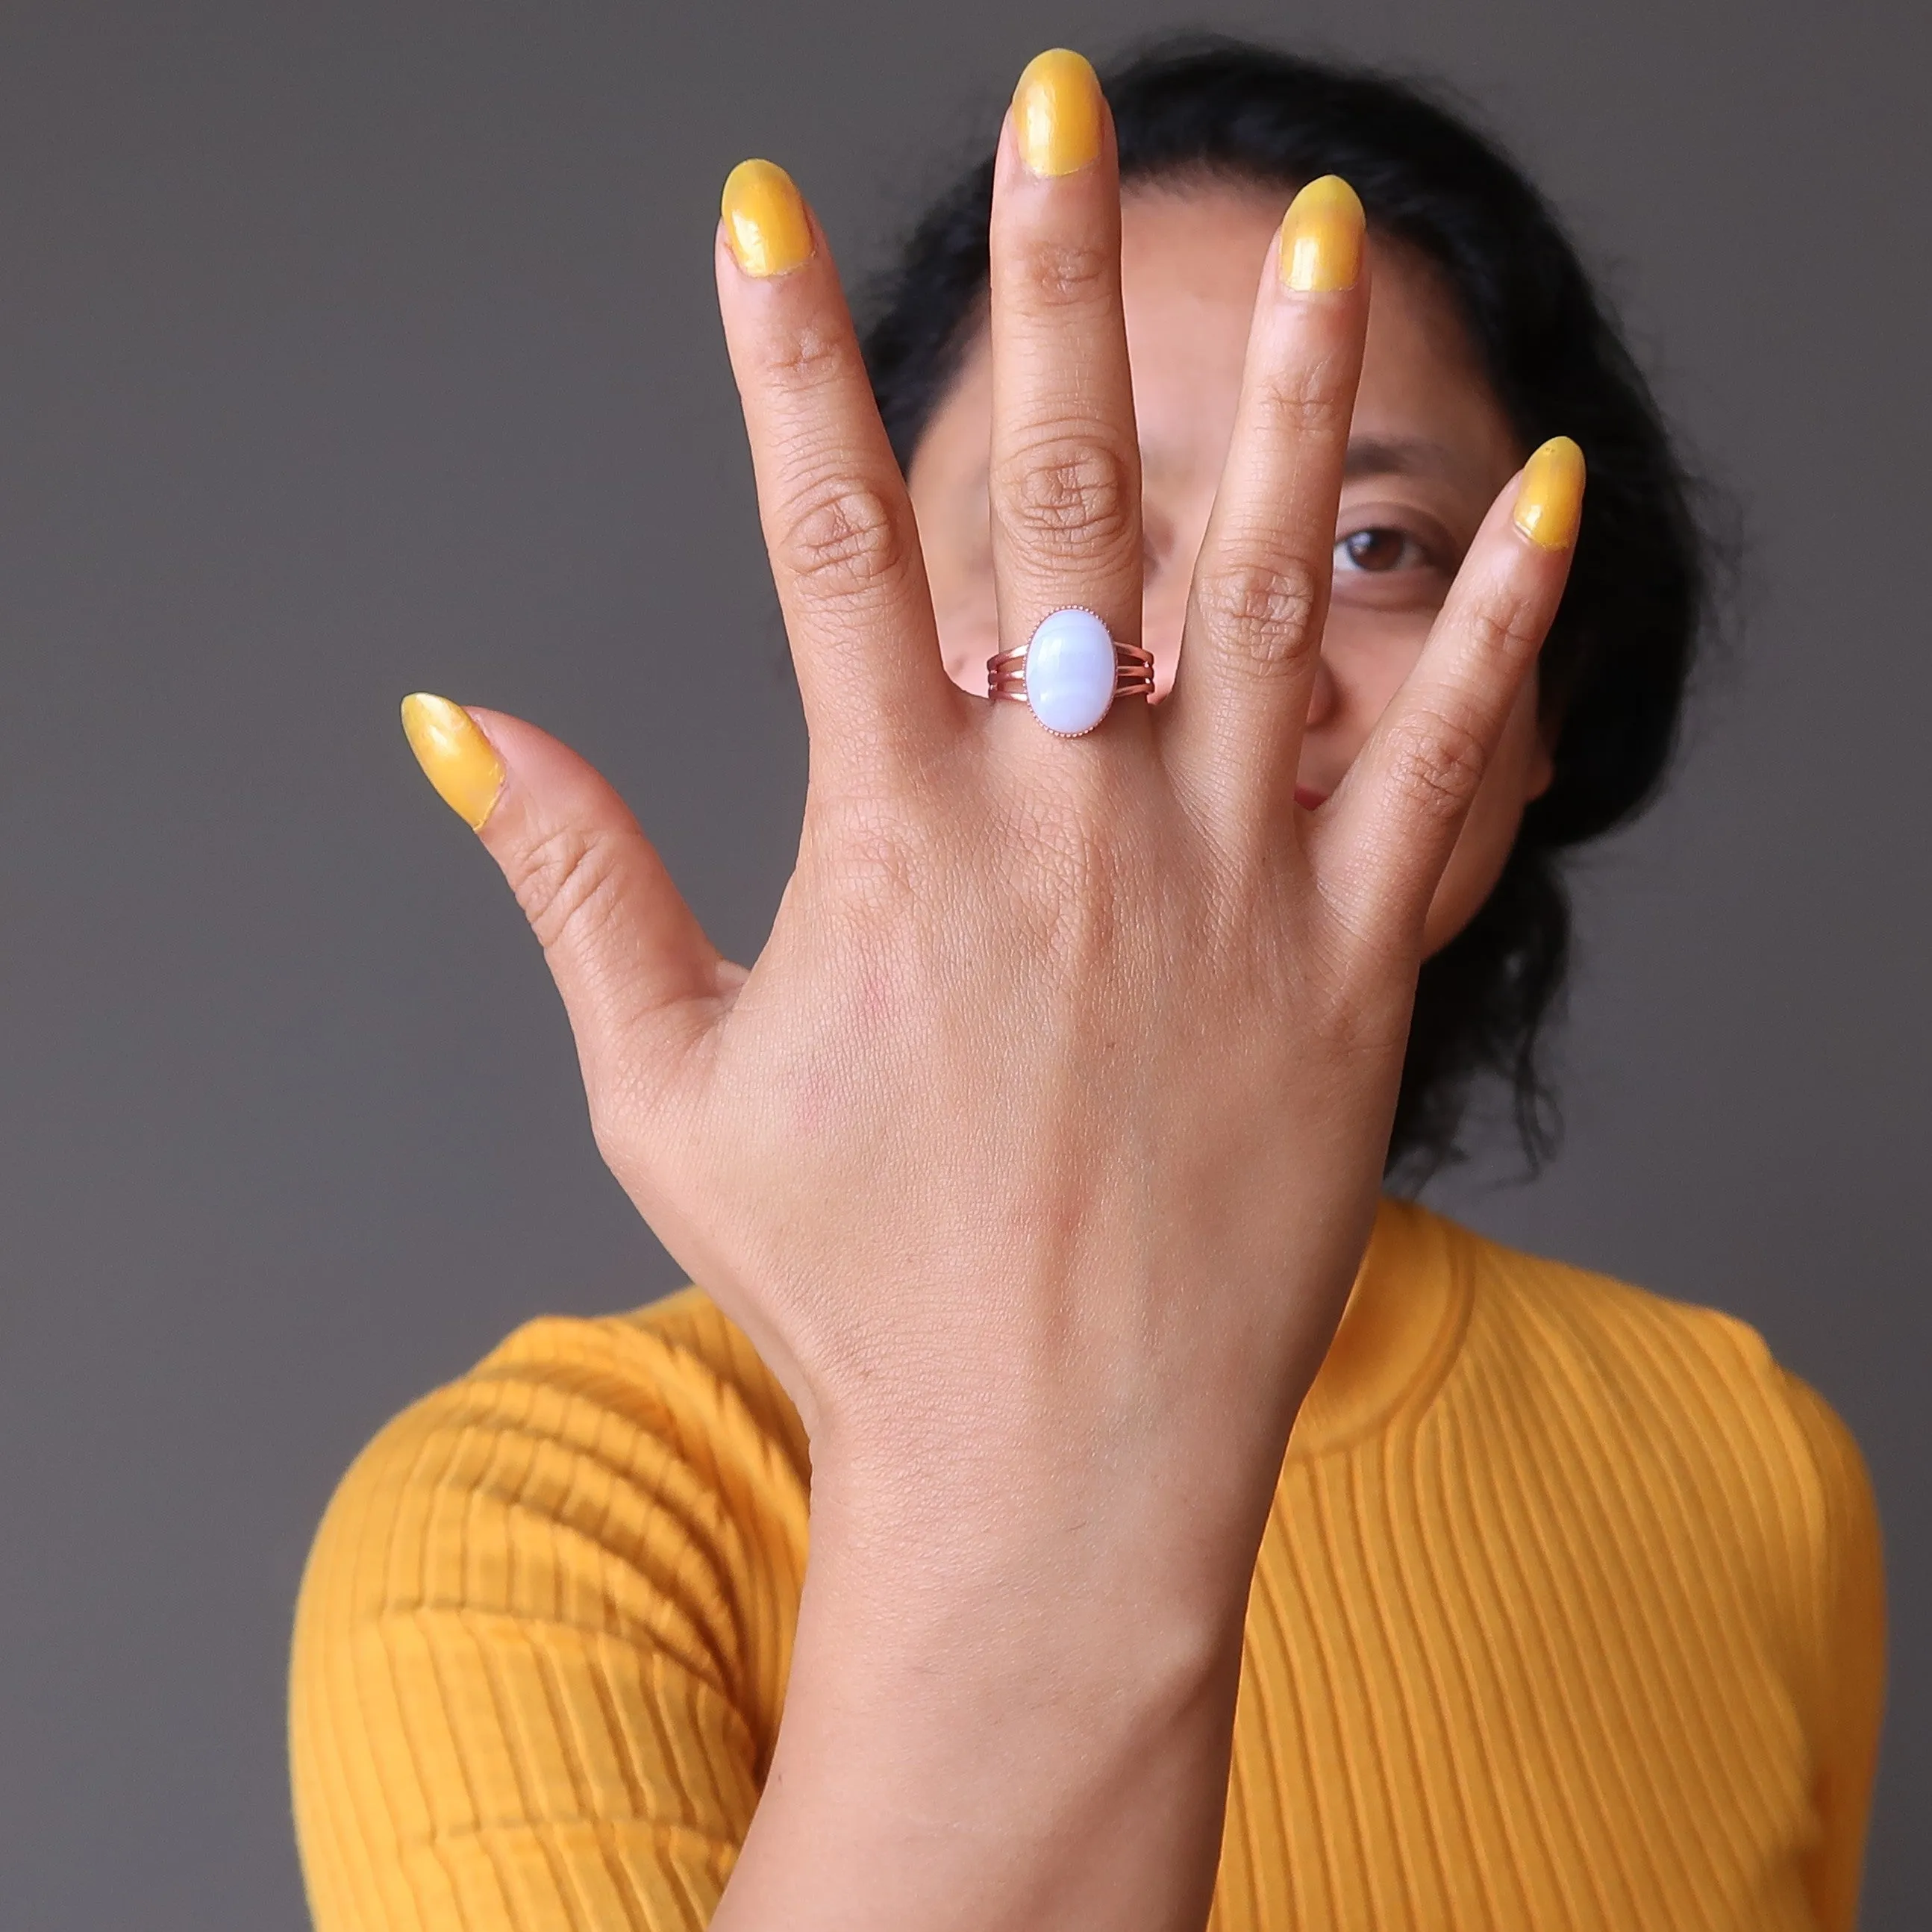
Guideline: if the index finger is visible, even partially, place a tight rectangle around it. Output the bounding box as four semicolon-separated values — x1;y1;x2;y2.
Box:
1161;178;1370;824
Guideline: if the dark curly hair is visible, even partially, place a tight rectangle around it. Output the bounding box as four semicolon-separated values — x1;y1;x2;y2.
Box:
859;35;1712;1181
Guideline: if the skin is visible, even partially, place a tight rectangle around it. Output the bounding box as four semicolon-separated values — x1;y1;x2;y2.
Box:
911;183;1554;956
446;88;1581;1932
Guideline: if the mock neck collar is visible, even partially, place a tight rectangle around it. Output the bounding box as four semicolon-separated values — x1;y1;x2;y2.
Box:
1287;1198;1472;1459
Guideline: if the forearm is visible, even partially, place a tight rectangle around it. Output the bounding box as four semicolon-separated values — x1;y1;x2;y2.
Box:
712;1458;1261;1932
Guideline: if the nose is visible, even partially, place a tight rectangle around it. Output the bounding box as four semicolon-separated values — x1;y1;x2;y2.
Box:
1304;649;1339;730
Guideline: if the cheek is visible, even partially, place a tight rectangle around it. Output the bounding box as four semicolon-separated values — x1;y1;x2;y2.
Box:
1419;678;1548;957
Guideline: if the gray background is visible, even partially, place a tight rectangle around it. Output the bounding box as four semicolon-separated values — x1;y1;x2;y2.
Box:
0;0;1924;1925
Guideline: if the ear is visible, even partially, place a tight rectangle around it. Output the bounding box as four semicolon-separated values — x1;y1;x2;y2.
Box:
1525;680;1561;802
1525;731;1557;802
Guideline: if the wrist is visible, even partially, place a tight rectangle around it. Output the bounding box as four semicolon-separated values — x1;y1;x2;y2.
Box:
798;1444;1262;1707
727;1502;1248;1932
716;1378;1284;1931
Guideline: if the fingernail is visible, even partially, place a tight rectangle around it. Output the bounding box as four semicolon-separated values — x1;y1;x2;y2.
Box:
720;159;814;278
1279;175;1365;293
1513;437;1586;550
1013;49;1102;178
400;693;504;829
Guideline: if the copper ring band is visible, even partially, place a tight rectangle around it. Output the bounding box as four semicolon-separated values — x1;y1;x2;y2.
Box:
987;640;1157;702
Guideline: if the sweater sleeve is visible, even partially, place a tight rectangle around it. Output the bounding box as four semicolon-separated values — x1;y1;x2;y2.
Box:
1778;1370;1886;1932
288;1293;809;1932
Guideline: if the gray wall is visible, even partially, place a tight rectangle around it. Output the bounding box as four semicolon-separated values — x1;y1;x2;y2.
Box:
1;2;1924;1925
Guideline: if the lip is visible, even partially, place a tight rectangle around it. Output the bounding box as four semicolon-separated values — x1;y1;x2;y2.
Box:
1294;784;1330;811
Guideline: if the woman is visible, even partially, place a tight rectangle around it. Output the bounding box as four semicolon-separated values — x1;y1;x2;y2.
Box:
290;40;1883;1932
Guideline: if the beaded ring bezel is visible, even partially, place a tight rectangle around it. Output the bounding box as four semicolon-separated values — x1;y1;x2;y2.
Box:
987;607;1155;738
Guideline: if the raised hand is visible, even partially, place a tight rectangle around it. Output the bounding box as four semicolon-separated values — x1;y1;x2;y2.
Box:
398;47;1582;1932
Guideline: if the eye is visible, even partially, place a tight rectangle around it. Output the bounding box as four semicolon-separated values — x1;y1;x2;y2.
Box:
1334;525;1426;574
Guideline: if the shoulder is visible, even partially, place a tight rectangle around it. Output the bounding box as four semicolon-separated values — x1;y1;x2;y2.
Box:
315;1287;805;1520
326;1286;804;1506
291;1295;810;1916
1422;1204;1882;1676
1428;1203;1857;1475
295;1287;809;1685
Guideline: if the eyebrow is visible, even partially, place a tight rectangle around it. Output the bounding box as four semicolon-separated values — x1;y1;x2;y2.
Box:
1341;436;1469;484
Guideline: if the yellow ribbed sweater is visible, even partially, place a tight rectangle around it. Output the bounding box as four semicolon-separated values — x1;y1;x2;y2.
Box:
290;1200;1884;1931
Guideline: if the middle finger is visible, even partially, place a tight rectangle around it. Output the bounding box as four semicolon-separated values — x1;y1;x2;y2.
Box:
987;51;1146;743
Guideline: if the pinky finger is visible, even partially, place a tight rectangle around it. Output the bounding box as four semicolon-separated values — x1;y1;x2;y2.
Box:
1314;437;1584;946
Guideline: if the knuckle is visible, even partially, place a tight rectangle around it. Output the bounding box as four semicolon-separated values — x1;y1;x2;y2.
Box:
1382;705;1490;827
513;822;629;957
773;476;908;604
1019;237;1111;307
988;790;1141;969
996;436;1135;563
1195;554;1321;675
820;794;943;911
1469;595;1545;670
757;317;848;396
1016;834;1108;963
1254;363;1352;436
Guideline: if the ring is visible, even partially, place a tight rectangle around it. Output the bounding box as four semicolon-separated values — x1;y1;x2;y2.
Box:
988;607;1156;738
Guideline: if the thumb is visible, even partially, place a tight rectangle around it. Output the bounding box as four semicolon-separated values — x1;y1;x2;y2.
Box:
399;693;729;1113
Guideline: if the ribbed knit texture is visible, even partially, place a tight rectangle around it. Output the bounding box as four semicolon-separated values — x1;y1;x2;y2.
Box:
290;1201;1883;1930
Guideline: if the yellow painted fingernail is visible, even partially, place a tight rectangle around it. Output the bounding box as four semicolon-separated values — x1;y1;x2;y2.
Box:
1013;49;1102;178
400;693;504;830
1513;437;1586;550
1279;175;1365;293
721;159;814;278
